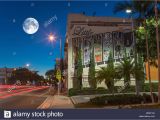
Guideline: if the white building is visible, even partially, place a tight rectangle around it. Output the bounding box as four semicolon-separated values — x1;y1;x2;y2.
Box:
65;14;134;89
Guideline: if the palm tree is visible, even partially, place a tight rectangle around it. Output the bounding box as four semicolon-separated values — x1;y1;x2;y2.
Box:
96;67;115;93
114;0;157;102
145;21;155;102
133;55;145;94
136;18;160;102
96;52;115;93
116;52;134;88
154;0;160;103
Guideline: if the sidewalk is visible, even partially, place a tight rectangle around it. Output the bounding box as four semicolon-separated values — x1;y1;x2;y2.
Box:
38;95;74;109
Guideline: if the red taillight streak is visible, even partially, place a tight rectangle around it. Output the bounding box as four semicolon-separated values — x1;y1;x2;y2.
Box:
0;86;48;99
0;87;37;95
0;87;33;94
0;85;27;88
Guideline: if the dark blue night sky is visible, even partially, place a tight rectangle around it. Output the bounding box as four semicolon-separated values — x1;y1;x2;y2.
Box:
0;1;128;76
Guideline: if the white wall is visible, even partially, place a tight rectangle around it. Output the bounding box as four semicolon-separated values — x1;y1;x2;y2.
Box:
66;14;133;89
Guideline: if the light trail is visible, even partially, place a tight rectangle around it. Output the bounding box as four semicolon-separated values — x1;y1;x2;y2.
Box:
0;86;49;99
0;87;36;95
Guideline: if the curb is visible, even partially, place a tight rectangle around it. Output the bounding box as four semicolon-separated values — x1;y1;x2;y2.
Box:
70;97;76;106
37;96;55;109
37;95;74;109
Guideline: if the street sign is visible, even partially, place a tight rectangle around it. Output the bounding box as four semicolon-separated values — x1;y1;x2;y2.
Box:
56;69;61;81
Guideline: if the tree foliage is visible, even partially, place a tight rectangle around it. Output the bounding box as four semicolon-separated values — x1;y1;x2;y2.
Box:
136;18;160;66
9;68;44;85
45;69;58;85
75;49;83;89
116;51;134;88
96;52;115;93
88;48;96;89
134;55;145;93
45;69;55;80
114;0;160;97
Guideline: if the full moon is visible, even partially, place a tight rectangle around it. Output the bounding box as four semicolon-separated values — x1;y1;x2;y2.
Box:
23;18;39;34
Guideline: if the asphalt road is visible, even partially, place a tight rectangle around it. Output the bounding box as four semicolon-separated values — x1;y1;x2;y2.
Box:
0;87;49;109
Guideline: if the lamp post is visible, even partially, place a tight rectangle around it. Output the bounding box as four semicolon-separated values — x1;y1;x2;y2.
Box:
48;33;62;96
125;9;134;48
126;8;137;83
59;38;62;95
25;63;32;85
126;8;140;95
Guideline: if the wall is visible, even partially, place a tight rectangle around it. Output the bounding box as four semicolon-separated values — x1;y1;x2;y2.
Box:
66;14;133;89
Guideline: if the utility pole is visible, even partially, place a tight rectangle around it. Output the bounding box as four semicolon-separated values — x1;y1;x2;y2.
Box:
58;38;62;96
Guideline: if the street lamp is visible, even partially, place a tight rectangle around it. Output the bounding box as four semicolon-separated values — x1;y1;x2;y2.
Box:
126;8;138;93
126;9;132;14
126;8;134;41
48;33;56;42
125;8;135;59
48;33;62;96
25;63;32;84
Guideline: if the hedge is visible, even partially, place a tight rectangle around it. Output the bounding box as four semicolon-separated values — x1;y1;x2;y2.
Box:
68;83;158;96
68;87;109;96
90;93;158;105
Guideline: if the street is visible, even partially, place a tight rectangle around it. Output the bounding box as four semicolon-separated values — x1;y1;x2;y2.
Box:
0;85;49;109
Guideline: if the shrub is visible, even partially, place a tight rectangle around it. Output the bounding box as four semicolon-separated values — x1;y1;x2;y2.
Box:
143;83;158;92
115;86;135;93
90;96;106;105
142;93;158;103
121;86;135;93
68;83;159;97
68;88;109;96
82;87;95;90
96;87;106;90
68;88;79;96
90;94;158;105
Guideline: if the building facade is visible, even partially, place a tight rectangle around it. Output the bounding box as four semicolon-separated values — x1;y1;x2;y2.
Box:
0;67;15;84
65;14;134;89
